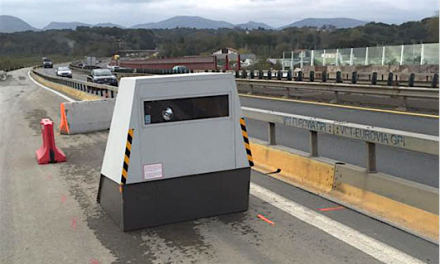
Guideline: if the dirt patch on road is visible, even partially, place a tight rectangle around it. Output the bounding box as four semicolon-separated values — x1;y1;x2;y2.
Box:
24;109;53;134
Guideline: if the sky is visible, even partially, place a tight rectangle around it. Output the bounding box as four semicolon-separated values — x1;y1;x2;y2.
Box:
0;0;438;28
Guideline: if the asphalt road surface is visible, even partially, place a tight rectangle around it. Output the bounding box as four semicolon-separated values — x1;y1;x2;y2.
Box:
0;68;438;263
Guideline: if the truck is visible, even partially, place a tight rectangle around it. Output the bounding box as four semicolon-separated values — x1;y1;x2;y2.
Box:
84;56;97;67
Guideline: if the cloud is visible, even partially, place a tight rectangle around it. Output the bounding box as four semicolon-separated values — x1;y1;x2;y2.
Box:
115;0;165;3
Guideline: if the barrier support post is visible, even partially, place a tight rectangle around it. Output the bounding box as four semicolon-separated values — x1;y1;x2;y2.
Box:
366;142;377;173
268;122;276;145
309;131;318;157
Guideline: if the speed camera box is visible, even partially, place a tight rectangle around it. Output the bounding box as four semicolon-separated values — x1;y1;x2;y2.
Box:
97;73;253;231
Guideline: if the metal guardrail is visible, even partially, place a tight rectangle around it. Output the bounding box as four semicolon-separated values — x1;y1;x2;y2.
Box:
32;68;118;98
193;69;439;88
242;107;439;173
236;79;439;106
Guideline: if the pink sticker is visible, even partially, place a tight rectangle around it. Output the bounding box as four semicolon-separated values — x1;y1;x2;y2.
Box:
143;163;163;180
61;194;67;203
71;218;77;229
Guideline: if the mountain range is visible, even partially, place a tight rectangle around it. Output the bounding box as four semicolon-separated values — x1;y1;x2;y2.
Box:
281;18;368;29
0;15;367;33
0;15;38;33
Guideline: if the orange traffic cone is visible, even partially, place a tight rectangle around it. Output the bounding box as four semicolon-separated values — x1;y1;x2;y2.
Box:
59;103;70;134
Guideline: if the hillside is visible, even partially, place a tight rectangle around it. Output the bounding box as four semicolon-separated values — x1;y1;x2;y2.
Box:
235;21;274;30
282;18;367;29
132;16;234;29
0;15;37;33
94;23;124;28
43;22;92;30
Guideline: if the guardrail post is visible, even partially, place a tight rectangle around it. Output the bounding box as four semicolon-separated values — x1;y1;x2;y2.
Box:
401;96;408;110
268;122;276;145
309;71;315;82
248;84;254;95
387;72;393;86
258;70;263;79
277;70;282;80
333;91;339;103
408;73;415;87
297;71;303;81
241;69;247;79
336;71;342;83
432;73;439;88
267;70;272;80
287;70;292;81
322;71;327;82
366;142;377;173
351;71;357;84
371;72;378;85
309;131;318;157
283;87;290;98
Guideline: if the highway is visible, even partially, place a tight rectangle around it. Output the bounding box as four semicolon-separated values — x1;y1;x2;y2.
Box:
0;67;438;263
36;65;439;187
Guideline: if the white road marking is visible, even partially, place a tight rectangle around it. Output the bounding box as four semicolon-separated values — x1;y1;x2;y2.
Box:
27;70;76;102
250;183;426;264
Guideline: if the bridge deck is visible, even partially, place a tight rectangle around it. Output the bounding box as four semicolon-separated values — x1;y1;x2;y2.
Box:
0;68;438;263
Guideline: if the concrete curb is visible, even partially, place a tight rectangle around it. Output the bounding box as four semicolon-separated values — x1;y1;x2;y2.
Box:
250;139;439;244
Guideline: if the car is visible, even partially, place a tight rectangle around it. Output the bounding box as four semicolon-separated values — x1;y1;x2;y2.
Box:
42;58;53;68
55;67;72;78
87;69;118;86
172;65;189;73
107;65;120;72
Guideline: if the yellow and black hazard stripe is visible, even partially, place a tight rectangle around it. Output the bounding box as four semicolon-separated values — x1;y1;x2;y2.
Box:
120;128;134;192
240;118;254;167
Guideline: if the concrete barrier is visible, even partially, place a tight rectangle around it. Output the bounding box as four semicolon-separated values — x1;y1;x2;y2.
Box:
250;138;439;244
61;99;115;134
331;163;439;243
250;140;334;195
